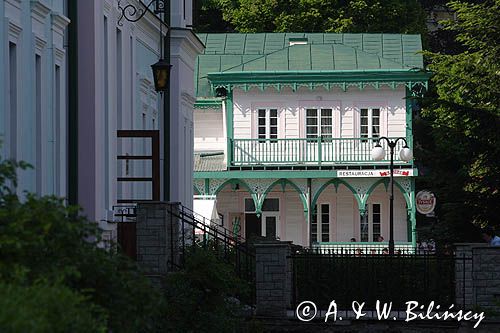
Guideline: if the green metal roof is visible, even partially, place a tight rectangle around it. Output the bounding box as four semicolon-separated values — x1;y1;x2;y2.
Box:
196;33;426;97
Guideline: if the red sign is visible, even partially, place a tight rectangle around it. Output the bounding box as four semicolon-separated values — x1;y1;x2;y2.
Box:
416;190;436;215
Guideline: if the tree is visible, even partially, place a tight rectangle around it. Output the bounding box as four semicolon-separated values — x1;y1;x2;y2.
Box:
0;282;107;333
0;155;165;332
415;0;500;241
197;0;427;34
0;154;258;332
194;0;234;32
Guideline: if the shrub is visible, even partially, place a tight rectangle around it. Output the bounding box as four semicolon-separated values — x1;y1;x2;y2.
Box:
0;282;107;333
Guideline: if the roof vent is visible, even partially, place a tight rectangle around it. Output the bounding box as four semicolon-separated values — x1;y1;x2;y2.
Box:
289;37;308;46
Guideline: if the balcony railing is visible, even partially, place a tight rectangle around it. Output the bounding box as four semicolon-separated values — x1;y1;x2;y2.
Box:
231;137;410;165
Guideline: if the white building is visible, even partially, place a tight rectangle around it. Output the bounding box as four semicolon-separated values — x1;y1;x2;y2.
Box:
73;0;203;237
193;33;430;252
1;1;203;240
1;0;70;197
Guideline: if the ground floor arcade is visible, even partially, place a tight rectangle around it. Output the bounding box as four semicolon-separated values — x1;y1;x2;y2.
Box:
193;175;416;253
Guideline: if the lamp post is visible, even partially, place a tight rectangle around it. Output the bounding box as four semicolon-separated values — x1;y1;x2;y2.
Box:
371;137;413;255
118;0;171;201
118;0;171;93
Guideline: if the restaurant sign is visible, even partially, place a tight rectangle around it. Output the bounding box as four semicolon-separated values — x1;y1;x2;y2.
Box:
337;169;413;178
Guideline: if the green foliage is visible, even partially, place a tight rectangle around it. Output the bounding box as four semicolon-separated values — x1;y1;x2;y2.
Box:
0;158;30;199
0;282;107;333
194;0;233;32
196;0;427;34
163;248;258;332
0;154;165;332
416;0;500;239
0;153;259;332
0;195;165;332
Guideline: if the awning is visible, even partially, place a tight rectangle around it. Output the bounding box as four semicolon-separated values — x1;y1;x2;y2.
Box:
193;196;219;234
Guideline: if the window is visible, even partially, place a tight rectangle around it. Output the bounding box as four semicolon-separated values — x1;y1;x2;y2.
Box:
321;204;330;242
244;198;279;212
55;65;61;194
116;28;122;128
8;42;17;160
360;108;380;139
306;108;333;138
360;203;382;242
372;204;381;241
360;212;369;242
311;205;318;243
257;109;278;140
311;204;330;243
35;54;42;193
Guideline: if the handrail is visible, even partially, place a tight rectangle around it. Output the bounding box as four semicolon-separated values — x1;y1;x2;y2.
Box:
231;136;412;165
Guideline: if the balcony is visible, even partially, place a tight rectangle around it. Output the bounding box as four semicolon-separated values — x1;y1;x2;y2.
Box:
231;137;411;166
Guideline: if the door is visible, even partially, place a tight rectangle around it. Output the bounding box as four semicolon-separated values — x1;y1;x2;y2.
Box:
115;130;160;259
245;213;261;240
262;212;279;239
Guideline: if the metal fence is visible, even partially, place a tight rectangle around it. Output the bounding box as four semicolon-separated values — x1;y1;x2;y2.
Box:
291;249;456;310
311;243;416;255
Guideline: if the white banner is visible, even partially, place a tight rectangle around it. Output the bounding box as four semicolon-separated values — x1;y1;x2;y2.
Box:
337;169;413;178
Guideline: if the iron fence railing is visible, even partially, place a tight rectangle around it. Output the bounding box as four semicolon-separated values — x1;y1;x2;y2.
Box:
310;242;416;255
111;203;256;303
291;250;456;310
232;137;410;165
168;204;256;303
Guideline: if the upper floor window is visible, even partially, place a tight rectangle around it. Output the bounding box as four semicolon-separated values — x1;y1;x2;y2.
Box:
306;108;333;138
360;108;380;139
258;108;278;140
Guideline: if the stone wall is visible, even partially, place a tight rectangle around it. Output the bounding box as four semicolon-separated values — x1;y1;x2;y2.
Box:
472;247;500;312
455;243;500;313
255;240;293;317
135;202;181;288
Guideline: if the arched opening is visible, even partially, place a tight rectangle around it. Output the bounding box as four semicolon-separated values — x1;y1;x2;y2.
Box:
312;182;361;243
213;179;256;240
364;183;410;243
258;179;308;245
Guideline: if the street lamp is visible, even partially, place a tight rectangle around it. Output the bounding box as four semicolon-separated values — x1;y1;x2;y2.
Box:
151;59;172;92
118;0;171;92
371;137;413;255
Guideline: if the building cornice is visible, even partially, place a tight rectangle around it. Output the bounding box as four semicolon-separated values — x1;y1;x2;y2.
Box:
51;12;70;34
34;34;47;53
8;20;23;41
170;28;205;56
31;0;51;24
194;98;223;110
206;69;431;94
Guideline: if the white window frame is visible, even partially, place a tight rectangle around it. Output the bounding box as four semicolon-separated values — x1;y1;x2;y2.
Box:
261;212;280;239
360;107;381;139
299;101;341;139
360;203;382;242
257;108;279;140
312;203;330;243
305;108;334;139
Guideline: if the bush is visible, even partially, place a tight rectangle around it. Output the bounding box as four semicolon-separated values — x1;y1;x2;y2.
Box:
0;282;107;333
163;248;259;332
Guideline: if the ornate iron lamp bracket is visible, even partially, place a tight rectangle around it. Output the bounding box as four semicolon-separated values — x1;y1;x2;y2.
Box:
118;0;167;26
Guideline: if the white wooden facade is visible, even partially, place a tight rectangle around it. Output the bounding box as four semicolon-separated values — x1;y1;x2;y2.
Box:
194;86;414;249
193;33;429;251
